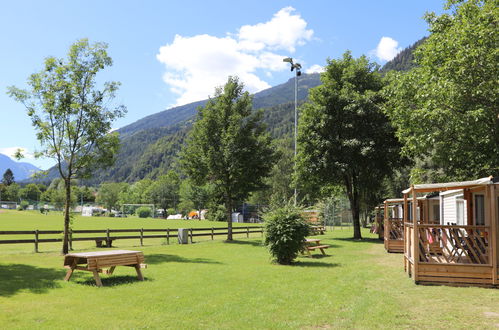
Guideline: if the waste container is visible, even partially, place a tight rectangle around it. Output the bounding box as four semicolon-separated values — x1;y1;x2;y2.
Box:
178;228;189;244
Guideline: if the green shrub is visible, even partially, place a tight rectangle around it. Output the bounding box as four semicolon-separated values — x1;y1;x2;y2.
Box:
18;201;29;211
263;204;310;265
207;204;226;222
136;206;152;218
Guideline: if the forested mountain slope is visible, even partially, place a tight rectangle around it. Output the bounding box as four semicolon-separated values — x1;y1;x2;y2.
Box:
40;38;423;185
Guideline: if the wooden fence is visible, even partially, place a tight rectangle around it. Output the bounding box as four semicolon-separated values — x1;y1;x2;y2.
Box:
0;226;264;252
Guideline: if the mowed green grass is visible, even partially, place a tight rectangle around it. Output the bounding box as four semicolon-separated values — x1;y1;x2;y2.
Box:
1;211;498;329
0;210;262;254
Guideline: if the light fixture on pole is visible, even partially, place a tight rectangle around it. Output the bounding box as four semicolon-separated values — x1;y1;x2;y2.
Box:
283;57;301;206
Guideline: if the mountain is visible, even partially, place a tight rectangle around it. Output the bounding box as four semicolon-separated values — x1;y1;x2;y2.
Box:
0;154;40;181
117;73;321;138
38;38;423;186
380;37;426;74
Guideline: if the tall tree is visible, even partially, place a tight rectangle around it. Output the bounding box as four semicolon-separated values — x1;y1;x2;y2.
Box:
297;52;401;239
148;170;180;213
181;76;274;240
8;39;126;254
383;0;499;180
2;169;14;186
19;183;42;201
97;182;127;212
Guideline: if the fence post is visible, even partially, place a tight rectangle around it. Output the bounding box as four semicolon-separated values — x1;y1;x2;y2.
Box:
106;228;110;247
167;228;170;245
211;227;214;240
247;226;249;238
189;228;193;243
261;226;263;237
140;228;143;246
34;230;39;253
69;229;73;251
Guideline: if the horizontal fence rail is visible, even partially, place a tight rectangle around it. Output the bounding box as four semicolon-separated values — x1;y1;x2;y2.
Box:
0;226;264;252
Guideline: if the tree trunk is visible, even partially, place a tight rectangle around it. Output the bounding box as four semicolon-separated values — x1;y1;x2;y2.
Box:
344;174;362;239
62;179;71;254
225;198;233;241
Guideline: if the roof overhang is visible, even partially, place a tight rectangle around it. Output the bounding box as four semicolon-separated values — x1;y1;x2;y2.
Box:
402;176;497;194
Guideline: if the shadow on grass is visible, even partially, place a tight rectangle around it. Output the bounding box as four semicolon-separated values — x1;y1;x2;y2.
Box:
223;239;263;247
146;254;223;265
334;237;383;244
0;264;66;297
293;261;340;268
76;275;151;287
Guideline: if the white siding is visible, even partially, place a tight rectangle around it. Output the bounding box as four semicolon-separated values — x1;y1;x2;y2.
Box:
440;190;468;225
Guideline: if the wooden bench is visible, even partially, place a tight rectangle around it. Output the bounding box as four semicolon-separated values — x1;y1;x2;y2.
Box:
310;225;326;235
303;239;330;257
95;238;116;247
63;250;146;287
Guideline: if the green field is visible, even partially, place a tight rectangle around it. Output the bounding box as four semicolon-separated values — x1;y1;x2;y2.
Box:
1;211;498;329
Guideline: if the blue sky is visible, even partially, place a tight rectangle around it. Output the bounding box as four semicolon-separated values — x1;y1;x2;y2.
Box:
0;0;444;169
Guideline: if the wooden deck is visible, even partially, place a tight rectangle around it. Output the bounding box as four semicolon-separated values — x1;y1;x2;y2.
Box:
404;223;498;287
403;181;498;288
384;218;404;253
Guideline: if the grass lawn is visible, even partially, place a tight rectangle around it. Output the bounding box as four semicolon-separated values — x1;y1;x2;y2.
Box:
1;211;498;329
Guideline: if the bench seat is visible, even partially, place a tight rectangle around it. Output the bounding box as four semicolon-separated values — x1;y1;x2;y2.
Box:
306;245;329;250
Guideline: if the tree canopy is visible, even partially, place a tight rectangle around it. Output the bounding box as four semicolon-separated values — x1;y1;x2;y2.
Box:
383;0;499;180
8;39;126;254
297;51;402;239
181;76;274;240
2;169;14;186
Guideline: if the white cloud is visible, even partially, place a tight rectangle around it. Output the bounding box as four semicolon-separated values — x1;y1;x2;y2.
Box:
0;147;34;160
238;7;313;53
306;64;324;74
374;37;402;62
156;7;313;106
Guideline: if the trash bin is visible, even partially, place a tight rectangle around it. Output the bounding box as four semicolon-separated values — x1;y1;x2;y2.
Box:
178;228;189;244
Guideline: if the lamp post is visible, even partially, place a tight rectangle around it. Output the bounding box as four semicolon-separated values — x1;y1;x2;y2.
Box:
283;57;301;206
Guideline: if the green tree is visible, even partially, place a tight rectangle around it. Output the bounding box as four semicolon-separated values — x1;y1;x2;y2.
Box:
2;169;14;186
297;52;401;239
383;0;499;180
148;171;180;213
97;182;127;212
181;76;274;240
4;183;20;202
8;39;126;254
19;183;42;201
178;179;212;217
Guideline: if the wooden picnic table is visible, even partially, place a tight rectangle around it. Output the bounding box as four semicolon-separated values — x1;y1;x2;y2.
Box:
63;250;146;287
303;238;329;257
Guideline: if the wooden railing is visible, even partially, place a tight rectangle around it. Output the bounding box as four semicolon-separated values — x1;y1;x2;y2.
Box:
0;226;264;252
386;218;403;240
413;224;490;265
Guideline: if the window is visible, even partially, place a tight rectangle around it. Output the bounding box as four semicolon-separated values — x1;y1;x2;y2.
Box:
475;195;485;225
432;204;440;224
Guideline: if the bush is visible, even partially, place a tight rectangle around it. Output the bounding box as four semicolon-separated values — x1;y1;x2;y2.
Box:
207;204;226;222
18;200;29;211
263;204;310;265
136;206;152;218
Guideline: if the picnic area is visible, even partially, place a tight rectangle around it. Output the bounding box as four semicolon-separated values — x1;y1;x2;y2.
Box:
1;211;498;329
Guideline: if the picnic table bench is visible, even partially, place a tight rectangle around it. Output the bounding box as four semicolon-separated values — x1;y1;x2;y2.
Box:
310;225;326;235
95;238;116;247
303;238;329;257
63;250;146;287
